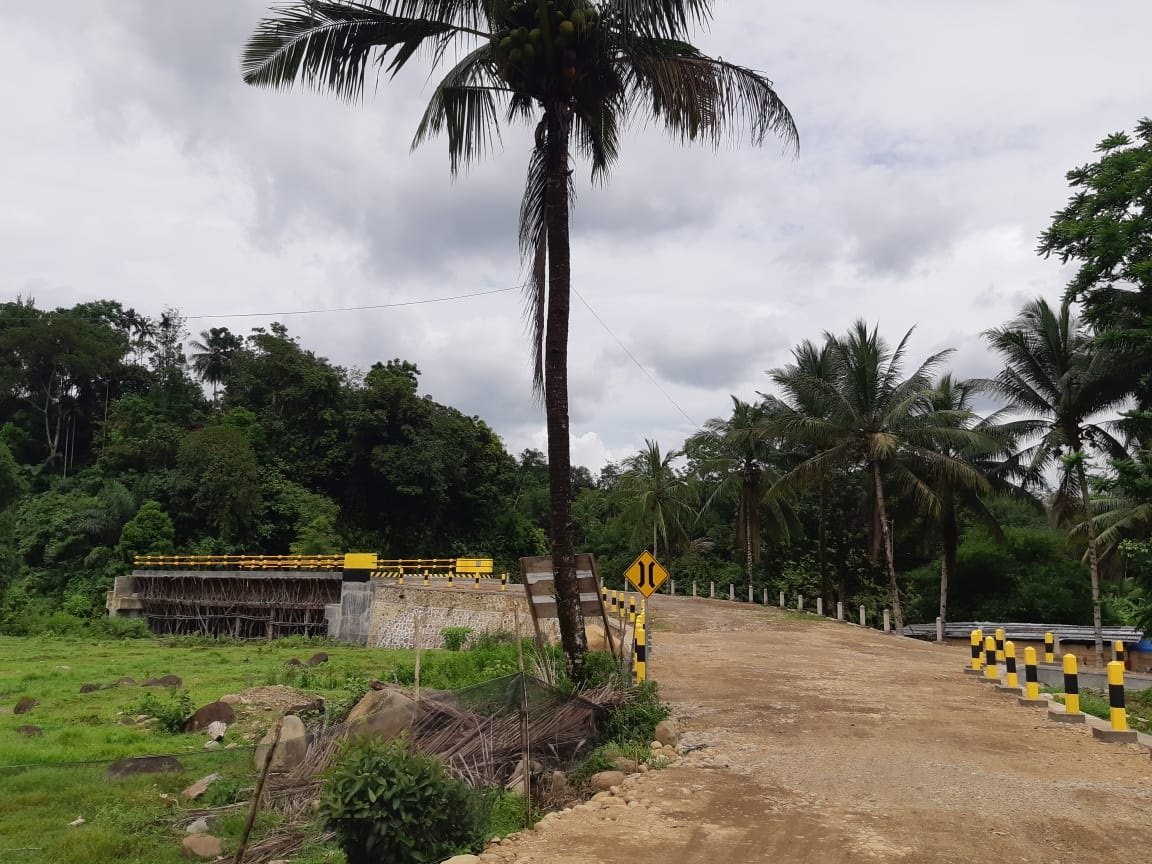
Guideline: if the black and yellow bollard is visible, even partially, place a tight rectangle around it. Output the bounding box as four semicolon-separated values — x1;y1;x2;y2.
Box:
1018;647;1046;706
1048;653;1085;724
600;585;607;607
628;595;638;624
1090;661;1139;742
1044;631;1055;663
397;569;405;587
965;629;984;674
423;570;430;588
474;573;481;589
1114;640;1126;667
619;591;628;623
633;613;647;683
982;636;999;682
447;572;454;589
501;572;507;592
994;627;1006;666
1000;640;1020;690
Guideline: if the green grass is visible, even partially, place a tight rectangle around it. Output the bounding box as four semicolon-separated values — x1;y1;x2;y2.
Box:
1047;685;1152;734
0;634;525;864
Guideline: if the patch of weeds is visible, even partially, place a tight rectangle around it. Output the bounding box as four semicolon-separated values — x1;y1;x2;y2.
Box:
441;627;473;652
484;790;538;839
202;777;246;807
128;689;194;733
602;681;670;746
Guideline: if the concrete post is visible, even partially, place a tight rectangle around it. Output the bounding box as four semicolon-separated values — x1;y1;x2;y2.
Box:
709;582;715;599
692;581;697;598
935;616;944;643
859;605;866;627
763;587;768;605
747;584;753;603
728;584;735;602
797;595;804;612
670;580;676;596
883;608;891;633
778;590;785;608
836;601;844;621
816;597;824;617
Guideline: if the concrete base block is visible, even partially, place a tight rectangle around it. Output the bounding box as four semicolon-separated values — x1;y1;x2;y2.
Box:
963;668;982;676
1091;727;1139;744
1017;697;1048;707
1048;710;1086;724
978;677;1002;685
996;685;1024;695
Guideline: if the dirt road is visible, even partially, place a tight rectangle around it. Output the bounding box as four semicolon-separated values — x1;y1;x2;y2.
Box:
488;596;1151;863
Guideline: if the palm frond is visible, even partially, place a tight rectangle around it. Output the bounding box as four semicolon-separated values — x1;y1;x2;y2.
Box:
412;44;504;172
519;127;548;395
607;0;714;39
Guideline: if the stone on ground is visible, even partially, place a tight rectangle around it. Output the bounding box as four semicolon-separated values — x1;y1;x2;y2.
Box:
654;719;679;747
106;755;183;778
306;651;329;666
181;834;223;859
206;720;228;741
254;714;309;773
590;771;625;791
181;773;220;801
344;688;418;740
142;675;182;688
184;701;236;732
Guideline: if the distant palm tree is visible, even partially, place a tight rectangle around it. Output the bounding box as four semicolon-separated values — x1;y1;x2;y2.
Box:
984;297;1128;662
241;0;796;675
189;327;241;403
769;322;990;632
618;439;690;560
694;397;794;584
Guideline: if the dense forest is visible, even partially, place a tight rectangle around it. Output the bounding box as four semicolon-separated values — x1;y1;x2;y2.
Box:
1;123;1150;646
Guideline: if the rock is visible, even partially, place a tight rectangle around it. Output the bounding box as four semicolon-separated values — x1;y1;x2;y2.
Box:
16;725;42;737
114;677;137;687
224;743;238;750
184;701;236;733
14;697;39;714
203;740;221;750
181;773;220;801
185;817;213;835
654;719;679;748
79;683;103;694
181;834;223;859
590;771;625;792
254;715;309;773
69;817;85;827
218;693;242;705
305;652;329;667
142;675;182;688
285;658;303;667
585;621;611;652
421;689;459;709
649;741;662;751
106;755;183;778
638;764;649;773
441;856;480;864
612;757;639;774
550;770;568;795
119;716;138;726
344;689;418;741
206;720;228;741
288;698;325;715
660;745;678;759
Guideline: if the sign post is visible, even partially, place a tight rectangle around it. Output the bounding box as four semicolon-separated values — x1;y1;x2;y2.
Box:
624;551;669;678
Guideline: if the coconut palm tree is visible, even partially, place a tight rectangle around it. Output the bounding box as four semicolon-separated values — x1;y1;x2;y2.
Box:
241;0;797;673
617;439;690;560
767;322;990;632
984;297;1128;662
189;327;242;404
693;397;795;585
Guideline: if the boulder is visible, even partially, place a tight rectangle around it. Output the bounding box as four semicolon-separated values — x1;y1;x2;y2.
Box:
254;715;309;773
285;658;303;668
344;689;418;741
184;701;236;732
203;740;221;750
16;725;42;737
218;693;243;705
181;834;223;860
589;771;625;792
114;677;137;687
106;756;183;778
654;719;679;748
585;621;611;652
181;774;220;801
206;721;228;741
119;716;138;726
79;683;103;694
441;856;480;864
14;697;38;715
142;675;182;688
305;652;329;667
550;771;568;795
612;757;639;774
185;817;213;835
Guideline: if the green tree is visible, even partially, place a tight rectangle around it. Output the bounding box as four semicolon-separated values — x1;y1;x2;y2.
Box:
189;327;242;403
241;0;797;674
176;426;261;543
617;439;690;560
769;322;990;631
115;500;176;563
984;297;1128;661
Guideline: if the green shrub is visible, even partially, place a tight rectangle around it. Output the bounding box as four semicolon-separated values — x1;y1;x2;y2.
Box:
320;736;486;864
93;617;152;639
602;681;670;746
441;626;473;652
129;689;194;733
202;777;246;807
574;650;622;689
484;791;536;839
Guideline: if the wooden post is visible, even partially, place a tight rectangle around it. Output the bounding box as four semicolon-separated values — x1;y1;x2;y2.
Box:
233;718;282;864
514;608;532;825
413;610;423;703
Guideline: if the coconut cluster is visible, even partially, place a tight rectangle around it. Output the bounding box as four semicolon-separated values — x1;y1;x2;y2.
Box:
491;1;601;94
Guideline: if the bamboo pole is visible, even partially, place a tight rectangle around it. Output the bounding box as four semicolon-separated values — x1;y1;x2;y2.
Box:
414;610;424;703
233;718;282;864
514;607;531;827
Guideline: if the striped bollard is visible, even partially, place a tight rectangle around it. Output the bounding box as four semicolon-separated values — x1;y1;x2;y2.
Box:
964;629;983;674
1048;654;1085;723
994;628;1006;666
1018;647;1046;705
1114;640;1126;667
447;573;454;588
816;597;824;617
1043;632;1055;663
633;613;647;682
423;570;430;587
1091;661;1138;743
500;572;507;591
474;574;481;589
397;570;405;586
999;641;1020;691
628;595;637;624
982;636;999;683
600;585;607;608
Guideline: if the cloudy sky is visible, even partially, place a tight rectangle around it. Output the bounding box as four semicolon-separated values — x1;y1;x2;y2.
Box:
4;2;1149;470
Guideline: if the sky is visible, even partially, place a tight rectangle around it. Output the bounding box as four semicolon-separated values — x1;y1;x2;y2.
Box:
3;2;1149;471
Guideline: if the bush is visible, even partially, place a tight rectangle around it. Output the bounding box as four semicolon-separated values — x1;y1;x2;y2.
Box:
441;626;473;652
129;690;194;733
601;681;670;746
320;736;487;864
93;616;152;639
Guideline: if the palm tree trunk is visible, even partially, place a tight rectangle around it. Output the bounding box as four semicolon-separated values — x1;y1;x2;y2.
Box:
652;521;657;559
938;488;956;629
818;481;829;605
1075;458;1104;665
873;463;903;632
543;105;586;676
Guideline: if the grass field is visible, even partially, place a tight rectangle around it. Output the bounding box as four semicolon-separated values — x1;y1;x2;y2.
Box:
0;634;526;864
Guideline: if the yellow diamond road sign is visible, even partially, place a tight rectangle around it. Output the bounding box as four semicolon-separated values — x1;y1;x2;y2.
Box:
625;551;669;598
